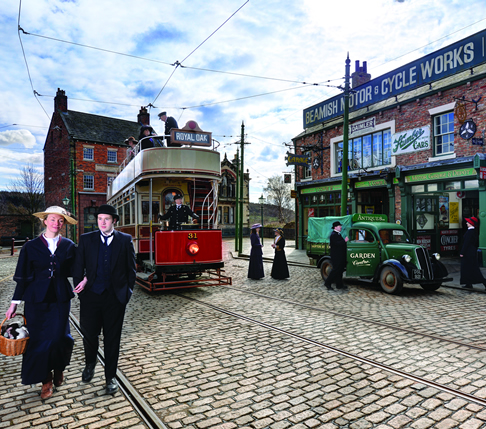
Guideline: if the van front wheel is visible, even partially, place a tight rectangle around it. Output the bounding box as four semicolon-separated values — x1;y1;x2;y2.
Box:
379;266;403;294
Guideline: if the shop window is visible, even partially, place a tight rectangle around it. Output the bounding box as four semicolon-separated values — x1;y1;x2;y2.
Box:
464;180;479;189
84;175;94;190
411;185;425;193
336;129;391;173
434;112;454;155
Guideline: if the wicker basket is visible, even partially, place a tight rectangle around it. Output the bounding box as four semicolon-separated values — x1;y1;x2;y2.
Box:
0;315;29;357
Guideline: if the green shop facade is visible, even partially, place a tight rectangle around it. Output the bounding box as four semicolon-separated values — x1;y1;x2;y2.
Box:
296;154;486;261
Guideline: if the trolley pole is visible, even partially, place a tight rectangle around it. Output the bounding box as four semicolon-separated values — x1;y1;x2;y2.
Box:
234;148;240;252
238;122;245;255
340;53;351;216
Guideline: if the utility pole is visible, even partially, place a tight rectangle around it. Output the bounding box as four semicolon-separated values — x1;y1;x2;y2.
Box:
238;122;245;254
234;148;240;252
341;53;351;216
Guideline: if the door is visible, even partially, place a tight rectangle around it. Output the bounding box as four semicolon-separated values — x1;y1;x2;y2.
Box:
413;196;439;253
346;227;381;277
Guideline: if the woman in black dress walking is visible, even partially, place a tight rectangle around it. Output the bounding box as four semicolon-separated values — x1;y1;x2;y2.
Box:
271;228;289;279
460;216;486;289
248;223;264;280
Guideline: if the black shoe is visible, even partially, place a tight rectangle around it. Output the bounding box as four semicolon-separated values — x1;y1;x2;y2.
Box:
462;284;473;289
324;283;333;290
336;284;348;290
82;363;96;383
105;378;118;395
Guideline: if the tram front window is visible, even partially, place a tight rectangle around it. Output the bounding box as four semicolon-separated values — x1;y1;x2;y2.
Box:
142;200;159;223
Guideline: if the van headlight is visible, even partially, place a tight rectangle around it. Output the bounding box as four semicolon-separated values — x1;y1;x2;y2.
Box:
432;253;440;261
402;254;412;263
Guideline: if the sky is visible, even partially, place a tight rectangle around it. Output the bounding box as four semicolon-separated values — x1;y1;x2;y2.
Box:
1;0;486;202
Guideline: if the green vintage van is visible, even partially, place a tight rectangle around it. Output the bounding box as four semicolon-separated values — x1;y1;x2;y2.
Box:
306;214;451;294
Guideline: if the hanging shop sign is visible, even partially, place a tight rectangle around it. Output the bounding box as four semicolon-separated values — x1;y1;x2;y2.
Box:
392;126;430;155
454;101;468;124
303;28;486;128
286;153;310;167
459;119;477;140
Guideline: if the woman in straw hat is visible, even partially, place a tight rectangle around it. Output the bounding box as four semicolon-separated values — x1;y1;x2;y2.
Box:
248;223;264;280
5;206;81;400
270;228;289;280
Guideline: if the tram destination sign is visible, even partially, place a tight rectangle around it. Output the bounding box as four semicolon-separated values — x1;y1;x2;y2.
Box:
171;129;212;147
303;28;486;129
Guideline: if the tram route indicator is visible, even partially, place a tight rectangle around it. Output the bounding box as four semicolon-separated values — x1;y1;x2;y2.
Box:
172;130;212;147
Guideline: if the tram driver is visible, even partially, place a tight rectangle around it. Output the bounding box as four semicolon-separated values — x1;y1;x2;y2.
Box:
158;193;200;230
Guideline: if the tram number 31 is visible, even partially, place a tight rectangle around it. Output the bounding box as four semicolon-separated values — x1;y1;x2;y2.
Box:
188;233;198;239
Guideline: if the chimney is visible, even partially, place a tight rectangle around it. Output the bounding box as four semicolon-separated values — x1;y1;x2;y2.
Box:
137;107;150;126
351;61;371;88
54;88;68;112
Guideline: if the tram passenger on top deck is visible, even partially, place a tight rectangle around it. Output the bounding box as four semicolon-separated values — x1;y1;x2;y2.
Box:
158;193;199;230
138;125;164;150
125;137;138;161
158;112;181;147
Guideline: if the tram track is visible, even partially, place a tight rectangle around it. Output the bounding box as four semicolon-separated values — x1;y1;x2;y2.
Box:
68;313;168;429
177;293;486;409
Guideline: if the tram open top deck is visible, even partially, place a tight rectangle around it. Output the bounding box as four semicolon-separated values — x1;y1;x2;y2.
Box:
108;146;221;200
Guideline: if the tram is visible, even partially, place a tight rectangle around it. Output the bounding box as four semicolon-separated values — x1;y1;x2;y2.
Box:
107;121;232;291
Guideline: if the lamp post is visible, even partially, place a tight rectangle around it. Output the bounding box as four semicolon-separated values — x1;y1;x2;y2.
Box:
62;196;70;238
259;194;265;244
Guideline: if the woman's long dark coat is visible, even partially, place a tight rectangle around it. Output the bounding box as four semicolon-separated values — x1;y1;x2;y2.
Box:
460;228;485;285
271;236;289;279
12;236;76;385
248;232;264;279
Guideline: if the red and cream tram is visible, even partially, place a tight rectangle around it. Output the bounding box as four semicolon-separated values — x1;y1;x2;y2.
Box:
107;121;232;291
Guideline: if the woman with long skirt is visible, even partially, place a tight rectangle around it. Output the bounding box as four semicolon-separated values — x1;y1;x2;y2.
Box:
5;206;79;400
271;228;290;280
248;223;264;280
460;216;486;289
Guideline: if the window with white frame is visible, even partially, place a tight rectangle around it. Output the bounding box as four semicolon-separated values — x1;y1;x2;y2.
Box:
107;150;117;163
83;147;94;161
303;151;312;179
84;175;94;190
434;111;454;156
335;129;391;173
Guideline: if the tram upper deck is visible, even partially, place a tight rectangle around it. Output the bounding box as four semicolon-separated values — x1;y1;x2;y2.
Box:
108;145;221;200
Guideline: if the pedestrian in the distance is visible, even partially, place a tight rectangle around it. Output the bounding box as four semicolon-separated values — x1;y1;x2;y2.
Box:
5;206;78;400
73;204;136;395
248;223;264;280
270;228;289;280
460;216;486;289
324;221;349;290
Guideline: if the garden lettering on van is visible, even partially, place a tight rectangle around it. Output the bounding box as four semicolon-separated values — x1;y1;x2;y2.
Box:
350;252;376;266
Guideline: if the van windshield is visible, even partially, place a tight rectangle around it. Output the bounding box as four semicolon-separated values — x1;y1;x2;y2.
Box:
378;229;411;244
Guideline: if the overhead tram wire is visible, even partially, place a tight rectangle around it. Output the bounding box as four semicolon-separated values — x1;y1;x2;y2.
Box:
17;0;50;120
151;0;250;106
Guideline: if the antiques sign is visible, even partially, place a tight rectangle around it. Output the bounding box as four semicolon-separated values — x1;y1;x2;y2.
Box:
392;126;430;155
303;29;486;128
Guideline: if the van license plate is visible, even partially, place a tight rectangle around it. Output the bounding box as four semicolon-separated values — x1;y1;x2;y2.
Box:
413;269;423;279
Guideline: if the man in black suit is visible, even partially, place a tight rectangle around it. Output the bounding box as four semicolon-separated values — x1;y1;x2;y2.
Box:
73;204;136;395
158;194;199;230
324;221;349;290
158;111;181;147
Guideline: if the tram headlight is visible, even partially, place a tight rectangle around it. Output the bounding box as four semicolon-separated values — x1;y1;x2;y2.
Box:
402;254;412;263
186;242;200;255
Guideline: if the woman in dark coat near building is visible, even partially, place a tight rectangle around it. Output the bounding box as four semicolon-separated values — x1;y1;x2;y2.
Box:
460;216;486;289
248;223;264;280
271;228;289;279
5;206;80;400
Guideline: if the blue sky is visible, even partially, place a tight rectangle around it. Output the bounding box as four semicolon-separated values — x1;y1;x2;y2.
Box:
1;0;486;202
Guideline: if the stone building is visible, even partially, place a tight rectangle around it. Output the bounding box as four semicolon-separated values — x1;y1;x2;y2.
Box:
293;29;486;258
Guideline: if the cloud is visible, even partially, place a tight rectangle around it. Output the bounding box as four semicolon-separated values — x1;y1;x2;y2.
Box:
0;129;37;148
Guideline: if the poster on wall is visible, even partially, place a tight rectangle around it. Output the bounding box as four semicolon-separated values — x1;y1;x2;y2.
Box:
308;208;315;217
440;230;459;252
449;202;459;224
438;195;449;228
365;206;374;214
417;236;432;250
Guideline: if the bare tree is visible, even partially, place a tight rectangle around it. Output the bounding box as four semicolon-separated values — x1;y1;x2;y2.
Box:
7;164;45;237
264;175;292;223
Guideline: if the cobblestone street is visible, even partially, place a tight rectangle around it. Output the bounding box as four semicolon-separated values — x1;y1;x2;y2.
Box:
2;240;486;428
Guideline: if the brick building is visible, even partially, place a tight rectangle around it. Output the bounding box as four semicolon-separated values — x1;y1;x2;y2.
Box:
44;90;250;241
293;29;486;258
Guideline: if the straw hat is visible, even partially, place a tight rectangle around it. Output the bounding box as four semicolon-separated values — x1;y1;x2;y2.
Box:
33;206;77;225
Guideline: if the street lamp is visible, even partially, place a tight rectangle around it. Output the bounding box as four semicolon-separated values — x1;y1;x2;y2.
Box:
259;194;265;244
62;197;70;238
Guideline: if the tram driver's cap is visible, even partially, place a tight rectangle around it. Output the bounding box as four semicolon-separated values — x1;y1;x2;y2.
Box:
332;221;342;229
97;204;120;223
174;193;183;201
